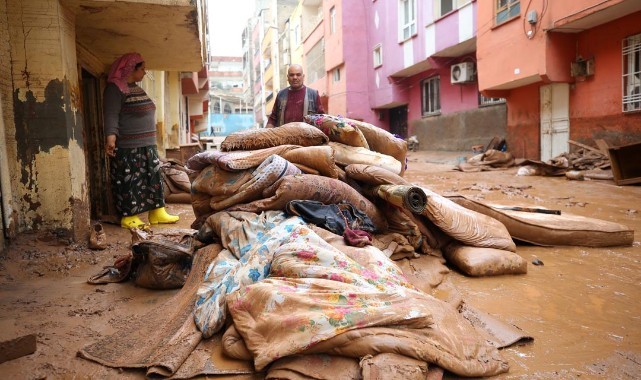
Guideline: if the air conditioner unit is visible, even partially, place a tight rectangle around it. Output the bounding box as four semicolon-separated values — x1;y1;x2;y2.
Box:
451;62;475;84
571;58;595;78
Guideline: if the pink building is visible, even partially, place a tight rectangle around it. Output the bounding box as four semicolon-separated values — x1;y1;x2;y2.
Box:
478;0;641;160
319;0;505;151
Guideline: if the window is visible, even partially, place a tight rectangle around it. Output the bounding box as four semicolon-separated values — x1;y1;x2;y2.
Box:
440;0;454;17
496;0;520;25
623;33;641;112
399;0;417;41
421;76;440;115
306;39;326;83
330;6;336;34
294;20;301;46
333;68;340;82
373;44;382;67
480;94;506;106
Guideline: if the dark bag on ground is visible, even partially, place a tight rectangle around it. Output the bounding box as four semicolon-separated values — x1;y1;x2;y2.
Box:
131;234;195;289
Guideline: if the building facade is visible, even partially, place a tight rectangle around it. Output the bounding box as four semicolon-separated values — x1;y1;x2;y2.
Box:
251;0;505;151
478;0;641;159
0;0;208;248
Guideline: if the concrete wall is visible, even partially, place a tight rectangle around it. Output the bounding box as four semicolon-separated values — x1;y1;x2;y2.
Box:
411;104;507;151
569;11;641;147
505;83;541;159
2;0;89;240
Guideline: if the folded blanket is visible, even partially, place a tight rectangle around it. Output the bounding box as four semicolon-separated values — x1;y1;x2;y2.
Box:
211;155;301;211
229;174;388;232
186;145;300;172
220;123;328;151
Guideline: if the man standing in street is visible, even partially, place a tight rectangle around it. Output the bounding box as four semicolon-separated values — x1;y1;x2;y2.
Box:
266;64;325;128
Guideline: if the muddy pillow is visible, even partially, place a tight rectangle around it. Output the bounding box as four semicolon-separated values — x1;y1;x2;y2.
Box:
345;164;410;186
281;145;340;179
443;243;527;277
220;122;328;151
331;142;403;175
344;118;408;174
304;114;370;149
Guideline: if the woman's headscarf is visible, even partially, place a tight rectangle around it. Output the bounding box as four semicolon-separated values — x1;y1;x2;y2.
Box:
107;53;144;94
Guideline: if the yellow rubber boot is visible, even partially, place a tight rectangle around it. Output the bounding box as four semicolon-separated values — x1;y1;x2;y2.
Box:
148;207;179;225
121;215;147;229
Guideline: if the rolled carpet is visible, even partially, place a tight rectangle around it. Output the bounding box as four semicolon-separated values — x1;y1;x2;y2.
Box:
376;184;427;214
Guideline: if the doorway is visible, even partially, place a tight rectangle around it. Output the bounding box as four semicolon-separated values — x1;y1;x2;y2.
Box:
389;105;408;138
81;68;116;222
540;83;569;161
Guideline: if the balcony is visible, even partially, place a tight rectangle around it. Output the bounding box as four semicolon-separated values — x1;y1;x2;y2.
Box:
60;0;206;71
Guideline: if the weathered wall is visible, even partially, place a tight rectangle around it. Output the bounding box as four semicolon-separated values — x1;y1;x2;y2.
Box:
0;0;17;241
3;0;89;240
506;83;541;159
410;104;507;151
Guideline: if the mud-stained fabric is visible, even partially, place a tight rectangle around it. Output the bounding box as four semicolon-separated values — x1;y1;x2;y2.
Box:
372;232;420;260
457;149;516;172
418;187;516;252
224;226;507;376
376;185;428;214
194;215;508;377
110;145;165;216
378;203;424;250
447;195;635;247
168;333;255;379
443;243;527;277
304;114;370;149
395;255;450;294
220;122;328;152
460;303;533;349
194;211;298;337
211;155;301;211
186;145;300;172
222;324;253;360
281;145;340;179
345;164;410;186
360;353;429;380
330;142;403;175
191;165;254;198
228;174;388;232
285;200;376;236
344;118;408;175
266;354;361;380
191;190;214;218
78;244;222;377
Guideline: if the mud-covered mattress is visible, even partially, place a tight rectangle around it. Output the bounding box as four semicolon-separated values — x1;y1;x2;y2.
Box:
447;195;634;247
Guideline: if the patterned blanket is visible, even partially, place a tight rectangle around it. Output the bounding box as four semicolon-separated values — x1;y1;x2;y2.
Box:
193;211;508;377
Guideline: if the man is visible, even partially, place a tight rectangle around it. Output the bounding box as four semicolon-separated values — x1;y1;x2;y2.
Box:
266;64;325;128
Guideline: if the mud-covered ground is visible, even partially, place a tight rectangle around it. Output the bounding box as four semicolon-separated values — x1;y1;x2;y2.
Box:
1;150;640;379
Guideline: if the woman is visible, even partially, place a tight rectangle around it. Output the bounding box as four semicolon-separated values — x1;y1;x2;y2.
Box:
104;52;179;229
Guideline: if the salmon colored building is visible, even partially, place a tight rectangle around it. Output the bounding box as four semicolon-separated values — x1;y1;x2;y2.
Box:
478;0;641;160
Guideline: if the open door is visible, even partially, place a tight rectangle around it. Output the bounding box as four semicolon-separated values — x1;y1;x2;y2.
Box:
81;68;117;222
389;105;408;138
540;83;569;161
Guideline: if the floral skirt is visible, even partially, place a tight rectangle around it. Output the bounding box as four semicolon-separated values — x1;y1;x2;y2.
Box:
110;145;165;217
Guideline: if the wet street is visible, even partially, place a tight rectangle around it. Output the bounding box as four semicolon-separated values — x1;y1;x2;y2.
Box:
0;150;640;378
404;151;641;378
